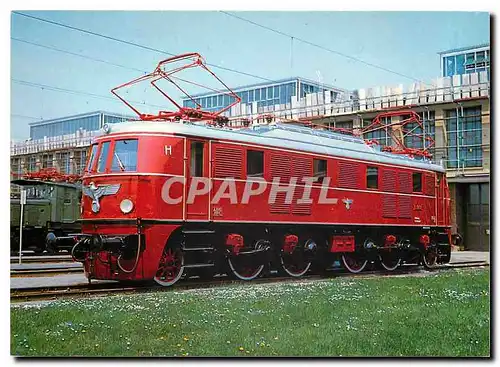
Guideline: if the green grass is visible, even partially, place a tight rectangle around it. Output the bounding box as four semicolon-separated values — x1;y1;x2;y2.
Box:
11;268;490;357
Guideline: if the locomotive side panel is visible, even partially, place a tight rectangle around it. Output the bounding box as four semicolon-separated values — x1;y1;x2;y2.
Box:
209;140;438;227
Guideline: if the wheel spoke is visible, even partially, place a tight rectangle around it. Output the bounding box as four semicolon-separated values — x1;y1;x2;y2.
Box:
154;247;184;286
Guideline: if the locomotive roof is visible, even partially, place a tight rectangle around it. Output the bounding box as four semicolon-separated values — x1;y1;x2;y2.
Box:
102;120;446;173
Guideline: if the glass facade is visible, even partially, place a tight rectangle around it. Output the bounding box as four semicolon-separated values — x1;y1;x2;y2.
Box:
404;111;436;156
29;112;132;139
182;78;344;114
363;116;392;146
441;46;490;78
445;106;482;168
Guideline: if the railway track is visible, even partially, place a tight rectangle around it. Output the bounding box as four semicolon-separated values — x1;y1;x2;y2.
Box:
10;255;73;264
10;265;83;277
10;261;488;303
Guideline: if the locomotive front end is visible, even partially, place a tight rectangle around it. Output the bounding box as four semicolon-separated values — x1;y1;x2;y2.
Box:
73;127;184;282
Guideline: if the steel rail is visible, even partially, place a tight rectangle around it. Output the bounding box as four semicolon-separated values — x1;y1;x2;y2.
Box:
10;261;488;303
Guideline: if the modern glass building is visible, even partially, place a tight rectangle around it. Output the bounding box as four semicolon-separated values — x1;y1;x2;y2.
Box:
439;43;490;78
182;77;350;114
29;111;135;139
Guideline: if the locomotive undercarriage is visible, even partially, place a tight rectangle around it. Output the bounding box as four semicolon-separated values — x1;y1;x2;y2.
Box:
74;223;451;286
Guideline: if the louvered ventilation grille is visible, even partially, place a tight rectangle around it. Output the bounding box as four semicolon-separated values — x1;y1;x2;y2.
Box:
382;196;397;218
214;146;243;179
424;174;435;196
270;192;291;214
270;154;292;183
293;157;312;183
338;162;360;188
291;157;312;215
398;196;412;218
382;169;397;218
398;172;412;193
292;186;312;215
382;170;397;191
269;154;292;214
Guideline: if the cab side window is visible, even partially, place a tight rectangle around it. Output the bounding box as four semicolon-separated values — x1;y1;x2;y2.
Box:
190;141;204;177
97;141;110;173
247;150;264;178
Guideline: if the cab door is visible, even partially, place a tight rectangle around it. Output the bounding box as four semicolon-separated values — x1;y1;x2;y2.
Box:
436;173;446;226
185;139;210;221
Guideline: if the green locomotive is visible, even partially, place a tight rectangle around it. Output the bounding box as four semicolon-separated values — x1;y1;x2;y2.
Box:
10;179;81;254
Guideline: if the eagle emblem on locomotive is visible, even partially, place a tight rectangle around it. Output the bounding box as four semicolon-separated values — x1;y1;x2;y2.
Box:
82;182;121;213
71;53;452;287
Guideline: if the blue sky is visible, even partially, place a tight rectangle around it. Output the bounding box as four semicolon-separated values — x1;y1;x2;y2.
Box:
10;11;490;140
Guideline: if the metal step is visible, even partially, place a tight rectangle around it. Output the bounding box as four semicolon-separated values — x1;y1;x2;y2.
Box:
182;230;215;234
183;263;215;269
182;247;215;252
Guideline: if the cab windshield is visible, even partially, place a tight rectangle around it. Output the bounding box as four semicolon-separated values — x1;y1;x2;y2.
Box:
111;139;138;172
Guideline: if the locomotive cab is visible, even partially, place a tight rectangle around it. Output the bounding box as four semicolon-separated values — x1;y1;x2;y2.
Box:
76;127;190;281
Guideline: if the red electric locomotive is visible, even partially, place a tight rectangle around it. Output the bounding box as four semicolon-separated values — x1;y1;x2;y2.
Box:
72;54;452;286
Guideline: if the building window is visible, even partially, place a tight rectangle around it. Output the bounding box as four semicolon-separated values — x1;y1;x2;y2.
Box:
274;85;279;98
241;91;248;104
313;159;327;183
445;106;482;168
97;141;110;173
366;166;378;189
279;85;287;104
412;172;422;192
455;54;465;75
111;139;138;172
362;116;392;146
255;89;260;101
247;150;264;178
261;88;267;100
267;86;273;99
402;111;436;156
190;141;204;177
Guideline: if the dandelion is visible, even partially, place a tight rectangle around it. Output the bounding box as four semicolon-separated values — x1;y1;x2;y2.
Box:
239;347;244;351
183;336;189;341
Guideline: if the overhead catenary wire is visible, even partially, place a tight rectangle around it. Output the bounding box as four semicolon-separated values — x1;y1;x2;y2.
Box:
219;11;435;87
12;37;148;74
11;78;168;110
11;113;44;120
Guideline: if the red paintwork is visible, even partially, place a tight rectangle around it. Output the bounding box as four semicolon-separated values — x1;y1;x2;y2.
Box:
330;236;355;253
419;234;430;249
80;126;451;281
384;235;397;246
226;233;244;255
283;235;299;254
